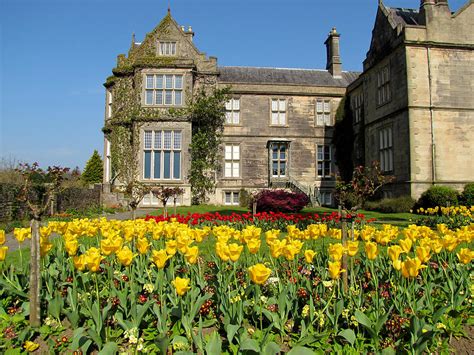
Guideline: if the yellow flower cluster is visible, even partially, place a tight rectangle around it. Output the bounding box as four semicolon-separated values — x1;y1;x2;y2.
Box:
418;205;474;217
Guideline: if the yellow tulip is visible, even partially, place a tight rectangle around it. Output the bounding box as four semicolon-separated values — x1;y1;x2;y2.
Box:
416;246;431;263
401;256;426;278
64;238;79;256
457;248;474;264
268;239;284;258
387;245;403;262
0;246;8;261
185;246;199;264
100;236;123;256
172;276;191;296
399;238;412;253
152;249;170;269
116;246;135;266
165;240;177;256
84;247;102;272
246;238;261;254
328;243;344;261
346;241;359;257
136;237;150;255
73;254;87;271
283;243;299;261
304;249;317;263
248;263;271;285
328;261;345;280
14;228;31;243
228;243;243;262
392;259;402;271
0;230;5;245
24;340;39;352
40;236;53;257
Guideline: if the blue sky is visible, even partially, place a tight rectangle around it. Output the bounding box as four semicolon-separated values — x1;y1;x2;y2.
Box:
0;0;467;169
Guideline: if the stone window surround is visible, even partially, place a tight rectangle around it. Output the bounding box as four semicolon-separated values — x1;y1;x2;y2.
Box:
315;98;332;126
378;125;394;173
223;143;241;179
141;69;188;107
269;98;288;126
317;144;332;178
158;41;177;56
223;190;240;206
376;63;391;107
225;97;241;125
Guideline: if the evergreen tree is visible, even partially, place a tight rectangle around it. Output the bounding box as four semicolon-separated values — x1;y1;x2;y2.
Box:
82;150;103;184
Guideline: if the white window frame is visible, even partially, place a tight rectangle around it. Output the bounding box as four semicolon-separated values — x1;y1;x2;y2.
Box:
106;89;113;119
224;144;240;178
143;130;182;180
159;41;177;56
144;74;183;106
317;145;332;178
377;65;391;106
225;98;240;125
271;142;288;178
271;99;286;125
318;191;333;206
224;191;240;206
105;139;111;182
316;99;332;126
379;127;393;173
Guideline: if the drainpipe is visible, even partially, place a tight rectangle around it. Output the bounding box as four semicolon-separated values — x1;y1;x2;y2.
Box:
427;46;436;184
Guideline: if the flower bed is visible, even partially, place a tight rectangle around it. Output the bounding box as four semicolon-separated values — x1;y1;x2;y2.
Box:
0;220;473;353
416;205;474;229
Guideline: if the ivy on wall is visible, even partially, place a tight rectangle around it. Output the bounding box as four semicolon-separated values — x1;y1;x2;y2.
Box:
333;95;355;182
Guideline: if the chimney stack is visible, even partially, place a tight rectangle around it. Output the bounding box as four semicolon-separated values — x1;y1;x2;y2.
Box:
420;0;451;26
325;28;342;78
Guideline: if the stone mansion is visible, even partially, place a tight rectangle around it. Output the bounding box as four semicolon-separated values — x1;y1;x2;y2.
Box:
102;0;473;207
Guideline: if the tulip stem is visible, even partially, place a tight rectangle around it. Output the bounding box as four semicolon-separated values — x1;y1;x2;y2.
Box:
19;243;23;270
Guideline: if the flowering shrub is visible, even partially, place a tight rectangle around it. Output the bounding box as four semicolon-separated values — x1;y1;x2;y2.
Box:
253;189;309;213
0;219;472;353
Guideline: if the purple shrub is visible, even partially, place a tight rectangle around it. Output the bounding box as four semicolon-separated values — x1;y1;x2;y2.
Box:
254;189;309;213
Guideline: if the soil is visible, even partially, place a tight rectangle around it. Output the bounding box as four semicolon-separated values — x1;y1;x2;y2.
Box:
449;325;474;354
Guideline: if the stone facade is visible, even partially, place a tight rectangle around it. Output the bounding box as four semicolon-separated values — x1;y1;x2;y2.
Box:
347;0;474;199
102;11;358;207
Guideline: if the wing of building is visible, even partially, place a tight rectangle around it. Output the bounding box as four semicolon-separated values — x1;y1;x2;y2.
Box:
102;0;473;207
347;0;474;199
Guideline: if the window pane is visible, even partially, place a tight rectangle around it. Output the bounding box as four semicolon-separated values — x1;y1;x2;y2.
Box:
324;147;330;160
164;131;172;149
155;75;163;89
225;100;232;110
271;100;278;111
272;147;278;159
173;131;181;149
233;192;240;205
324;164;330;176
163;151;171;178
144;131;152;149
155;91;163;105
165;75;173;89
325;114;331;125
232;163;239;177
153;151;161;179
225;162;232;177
233;112;240;124
324;101;330;113
173;152;181;179
316;115;323;126
165;90;173;105
146;75;154;89
146;90;154;105
225;112;232;124
174;91;182;105
233;145;240;160
225;145;232;160
154;131;162;149
171;42;176;55
280;113;286;125
233;99;240;110
174;75;183;89
272;162;278;176
144;151;151;179
279;100;286;112
280;162;286;176
318;162;323;176
225;192;231;204
316;100;323;112
271;112;279;125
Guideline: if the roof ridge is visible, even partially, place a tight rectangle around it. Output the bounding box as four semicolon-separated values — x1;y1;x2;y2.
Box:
219;66;360;74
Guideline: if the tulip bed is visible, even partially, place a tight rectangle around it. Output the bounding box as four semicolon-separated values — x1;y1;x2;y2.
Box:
0;217;473;354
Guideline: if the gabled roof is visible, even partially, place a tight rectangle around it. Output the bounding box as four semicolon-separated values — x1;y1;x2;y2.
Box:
218;66;360;87
388;7;421;26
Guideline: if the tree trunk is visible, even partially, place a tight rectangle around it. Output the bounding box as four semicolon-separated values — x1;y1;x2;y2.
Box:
29;218;41;327
132;207;136;220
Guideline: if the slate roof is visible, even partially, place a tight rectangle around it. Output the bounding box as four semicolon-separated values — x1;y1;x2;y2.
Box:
388;7;421;26
218;66;360;87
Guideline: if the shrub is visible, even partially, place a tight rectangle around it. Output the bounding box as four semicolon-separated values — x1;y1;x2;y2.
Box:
364;196;415;213
254;189;309;213
461;183;474;206
415;185;459;211
238;188;252;208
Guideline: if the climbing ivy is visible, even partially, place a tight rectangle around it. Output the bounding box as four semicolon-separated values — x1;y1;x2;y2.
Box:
333;95;355;182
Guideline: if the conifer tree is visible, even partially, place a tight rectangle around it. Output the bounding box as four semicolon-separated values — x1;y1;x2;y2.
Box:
82;150;103;184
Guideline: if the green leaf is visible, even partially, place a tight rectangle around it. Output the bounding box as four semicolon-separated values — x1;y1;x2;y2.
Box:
381;347;396;355
240;338;260;352
338;329;356;346
98;342;119;355
205;331;222;355
287;346;316;354
225;324;241;344
262;341;281;355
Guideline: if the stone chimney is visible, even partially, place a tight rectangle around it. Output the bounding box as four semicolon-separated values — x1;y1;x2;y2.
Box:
185;26;194;42
325;28;342;78
420;0;451;26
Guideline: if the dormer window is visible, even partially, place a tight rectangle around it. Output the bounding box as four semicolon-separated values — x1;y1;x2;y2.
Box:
159;41;176;56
